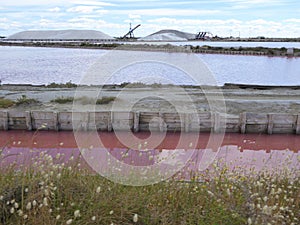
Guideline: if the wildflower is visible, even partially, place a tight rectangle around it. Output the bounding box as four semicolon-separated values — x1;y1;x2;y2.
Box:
26;202;32;210
17;210;23;216
45;189;50;196
74;210;81;218
263;196;268;202
14;202;19;209
109;210;114;215
32;200;37;207
10;207;15;214
66;219;73;224
247;218;252;225
91;216;96;221
226;189;231;196
0;196;3;201
56;215;61;220
96;186;101;193
207;190;214;197
24;188;29;193
23;214;28;220
57;173;62;179
43;197;48;206
133;213;138;223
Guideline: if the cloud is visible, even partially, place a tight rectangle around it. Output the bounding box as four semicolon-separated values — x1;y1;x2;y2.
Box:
49;7;61;12
129;14;141;19
67;6;101;13
111;8;220;17
70;0;116;6
284;18;300;23
218;0;286;8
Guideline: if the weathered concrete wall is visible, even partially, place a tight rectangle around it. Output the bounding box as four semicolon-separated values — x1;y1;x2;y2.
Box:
0;110;299;134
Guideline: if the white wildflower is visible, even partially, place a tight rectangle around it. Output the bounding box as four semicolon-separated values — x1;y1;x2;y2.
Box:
133;213;138;223
26;202;32;210
0;196;3;201
263;196;268;202
109;210;114;215
43;197;48;206
247;218;252;225
74;210;81;218
207;190;214;197
57;173;62;179
44;189;50;196
91;216;96;221
56;215;61;220
24;188;29;193
32;200;37;207
96;186;101;193
226;189;231;196
66;219;73;224
23;214;28;220
14;202;19;209
10;207;15;214
17;210;23;216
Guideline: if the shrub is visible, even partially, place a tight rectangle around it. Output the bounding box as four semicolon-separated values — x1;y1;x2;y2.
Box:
51;96;74;104
0;98;15;108
46;82;77;88
96;96;116;105
15;95;40;106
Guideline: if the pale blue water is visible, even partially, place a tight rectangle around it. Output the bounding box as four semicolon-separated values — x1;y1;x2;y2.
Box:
135;41;300;49
0;46;299;86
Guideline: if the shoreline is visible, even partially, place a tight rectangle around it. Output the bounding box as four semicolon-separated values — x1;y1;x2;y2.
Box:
0;83;300;134
1;41;299;57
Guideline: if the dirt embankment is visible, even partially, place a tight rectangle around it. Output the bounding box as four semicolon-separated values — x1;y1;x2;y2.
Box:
0;84;300;115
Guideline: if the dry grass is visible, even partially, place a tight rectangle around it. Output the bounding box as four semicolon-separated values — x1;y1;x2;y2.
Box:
0;98;15;108
0;150;299;225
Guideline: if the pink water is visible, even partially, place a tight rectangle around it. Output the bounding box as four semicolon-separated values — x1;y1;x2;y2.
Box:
0;131;299;176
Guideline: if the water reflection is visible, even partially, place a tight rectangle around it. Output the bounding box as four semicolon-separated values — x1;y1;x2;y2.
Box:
0;131;299;178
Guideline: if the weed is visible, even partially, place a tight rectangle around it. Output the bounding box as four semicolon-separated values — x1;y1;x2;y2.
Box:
0;98;15;108
51;96;74;104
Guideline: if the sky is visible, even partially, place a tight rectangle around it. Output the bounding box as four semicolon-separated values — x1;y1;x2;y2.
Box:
0;0;300;38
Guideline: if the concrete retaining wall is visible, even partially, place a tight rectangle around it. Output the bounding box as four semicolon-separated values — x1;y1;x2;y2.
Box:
0;111;299;134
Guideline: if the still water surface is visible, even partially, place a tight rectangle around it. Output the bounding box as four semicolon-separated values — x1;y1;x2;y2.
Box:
1;131;299;176
0;46;299;86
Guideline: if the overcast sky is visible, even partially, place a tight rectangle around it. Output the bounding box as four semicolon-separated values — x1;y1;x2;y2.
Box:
1;0;299;38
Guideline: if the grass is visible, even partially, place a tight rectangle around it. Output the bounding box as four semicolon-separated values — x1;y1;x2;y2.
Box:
0;98;15;108
96;97;116;105
0;150;299;225
15;95;40;106
51;97;74;104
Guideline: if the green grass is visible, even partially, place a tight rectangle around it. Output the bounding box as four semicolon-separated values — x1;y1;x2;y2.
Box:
96;97;116;105
0;151;299;225
0;98;15;108
15;95;40;106
51;96;74;104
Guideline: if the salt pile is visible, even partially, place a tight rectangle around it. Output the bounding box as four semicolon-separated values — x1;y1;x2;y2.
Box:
8;30;114;40
140;30;195;41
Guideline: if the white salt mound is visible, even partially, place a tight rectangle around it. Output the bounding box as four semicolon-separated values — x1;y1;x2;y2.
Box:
8;30;114;40
140;30;196;41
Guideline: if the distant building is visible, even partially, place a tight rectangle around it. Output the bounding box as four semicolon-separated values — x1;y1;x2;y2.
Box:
287;48;294;55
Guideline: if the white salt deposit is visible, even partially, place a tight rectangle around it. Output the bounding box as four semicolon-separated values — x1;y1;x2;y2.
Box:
140;30;196;41
8;30;114;40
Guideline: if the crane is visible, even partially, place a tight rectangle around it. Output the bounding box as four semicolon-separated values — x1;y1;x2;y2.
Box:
123;23;141;39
